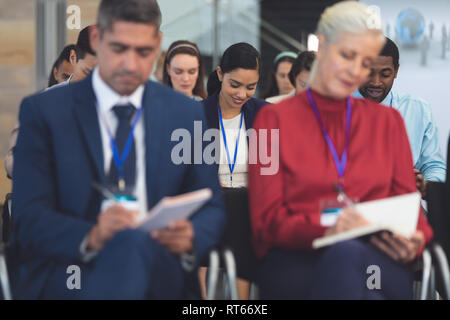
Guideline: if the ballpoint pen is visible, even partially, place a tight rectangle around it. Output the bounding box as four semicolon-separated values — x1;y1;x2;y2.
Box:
333;183;355;208
92;181;118;202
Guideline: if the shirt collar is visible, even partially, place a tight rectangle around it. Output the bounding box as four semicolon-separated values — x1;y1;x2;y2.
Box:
380;90;394;107
92;67;145;114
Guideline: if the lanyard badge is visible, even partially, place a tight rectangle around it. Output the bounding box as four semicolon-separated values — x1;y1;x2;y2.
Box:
101;106;143;193
218;104;244;187
306;88;352;190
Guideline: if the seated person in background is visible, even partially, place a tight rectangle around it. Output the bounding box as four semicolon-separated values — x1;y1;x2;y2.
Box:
47;44;77;87
68;25;98;84
152;49;166;83
266;50;316;104
163;40;206;100
5;25;99;179
249;1;433;300
200;42;267;299
263;51;297;102
288;51;315;95
356;37;446;198
9;0;225;299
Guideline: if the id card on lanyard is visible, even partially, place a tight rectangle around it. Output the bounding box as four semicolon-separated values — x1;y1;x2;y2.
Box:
306;88;351;190
98;103;142;195
306;88;355;225
218;104;244;187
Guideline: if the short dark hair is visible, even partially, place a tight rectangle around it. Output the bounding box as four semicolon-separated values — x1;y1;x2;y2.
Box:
380;37;399;69
288;51;315;87
75;25;96;61
48;44;77;87
207;42;261;96
97;0;161;35
163;40;207;99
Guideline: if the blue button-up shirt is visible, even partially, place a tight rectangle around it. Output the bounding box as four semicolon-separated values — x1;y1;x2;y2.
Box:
354;90;446;182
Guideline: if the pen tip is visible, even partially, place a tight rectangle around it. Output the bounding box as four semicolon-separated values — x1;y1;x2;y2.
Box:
333;183;340;192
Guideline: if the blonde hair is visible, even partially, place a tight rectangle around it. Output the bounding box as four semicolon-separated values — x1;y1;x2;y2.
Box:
308;1;385;85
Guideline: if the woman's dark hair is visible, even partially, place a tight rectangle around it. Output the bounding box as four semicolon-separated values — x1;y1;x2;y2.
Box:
207;42;261;96
262;53;297;99
288;51;315;87
48;44;77;87
163;40;207;99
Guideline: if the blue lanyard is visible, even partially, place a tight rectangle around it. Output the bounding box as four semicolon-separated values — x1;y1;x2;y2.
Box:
306;88;352;188
389;94;393;108
218;104;244;183
103;106;143;182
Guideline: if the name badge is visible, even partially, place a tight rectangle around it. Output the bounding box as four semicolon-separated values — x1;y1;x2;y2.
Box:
319;196;358;227
320;200;343;227
101;194;139;213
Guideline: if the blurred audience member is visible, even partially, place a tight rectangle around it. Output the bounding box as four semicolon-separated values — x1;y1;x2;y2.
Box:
356;37;446;197
267;51;315;103
153;49;166;83
200;42;267;300
263;51;297;100
47;44;77;87
70;25;98;83
249;1;433;300
163;40;206;100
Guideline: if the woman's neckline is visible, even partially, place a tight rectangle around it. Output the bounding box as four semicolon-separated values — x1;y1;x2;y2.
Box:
306;87;350;112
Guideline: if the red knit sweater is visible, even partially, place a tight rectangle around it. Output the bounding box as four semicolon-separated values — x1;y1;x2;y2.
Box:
249;89;433;258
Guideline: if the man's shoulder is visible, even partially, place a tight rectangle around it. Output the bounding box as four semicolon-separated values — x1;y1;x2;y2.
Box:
45;80;69;92
393;91;433;122
22;81;75;111
394;91;431;112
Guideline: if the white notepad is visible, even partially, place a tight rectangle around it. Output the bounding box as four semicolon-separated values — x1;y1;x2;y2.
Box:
312;192;421;249
137;188;212;232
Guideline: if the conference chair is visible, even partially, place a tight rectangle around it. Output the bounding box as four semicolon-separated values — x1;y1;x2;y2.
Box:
0;243;12;300
204;186;437;300
424;181;450;299
2;193;12;244
205;187;260;300
422;135;450;299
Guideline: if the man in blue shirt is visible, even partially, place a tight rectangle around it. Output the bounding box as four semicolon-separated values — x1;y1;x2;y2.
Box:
356;37;446;197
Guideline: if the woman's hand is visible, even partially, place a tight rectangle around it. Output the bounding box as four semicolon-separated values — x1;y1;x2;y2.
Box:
370;231;424;264
324;208;370;236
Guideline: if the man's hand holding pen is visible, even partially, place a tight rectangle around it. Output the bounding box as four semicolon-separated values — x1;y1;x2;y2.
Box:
87;205;138;251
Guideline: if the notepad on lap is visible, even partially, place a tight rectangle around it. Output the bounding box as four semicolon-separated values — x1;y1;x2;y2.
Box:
137;188;212;232
312;192;421;249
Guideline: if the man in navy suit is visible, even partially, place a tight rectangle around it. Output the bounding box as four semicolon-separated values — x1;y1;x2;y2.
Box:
10;0;225;299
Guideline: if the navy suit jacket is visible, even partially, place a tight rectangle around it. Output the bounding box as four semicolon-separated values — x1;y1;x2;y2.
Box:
202;91;268;169
10;75;226;299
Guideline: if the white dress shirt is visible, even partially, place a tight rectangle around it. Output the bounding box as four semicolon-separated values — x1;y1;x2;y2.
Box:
92;67;148;220
80;68;148;260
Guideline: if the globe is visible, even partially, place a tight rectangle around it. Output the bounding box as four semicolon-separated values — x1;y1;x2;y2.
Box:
395;8;425;45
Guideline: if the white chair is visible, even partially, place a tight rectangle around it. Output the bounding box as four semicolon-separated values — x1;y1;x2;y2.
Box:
0;244;12;300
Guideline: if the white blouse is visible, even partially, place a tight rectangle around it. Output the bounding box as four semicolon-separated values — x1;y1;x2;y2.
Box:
218;113;248;188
